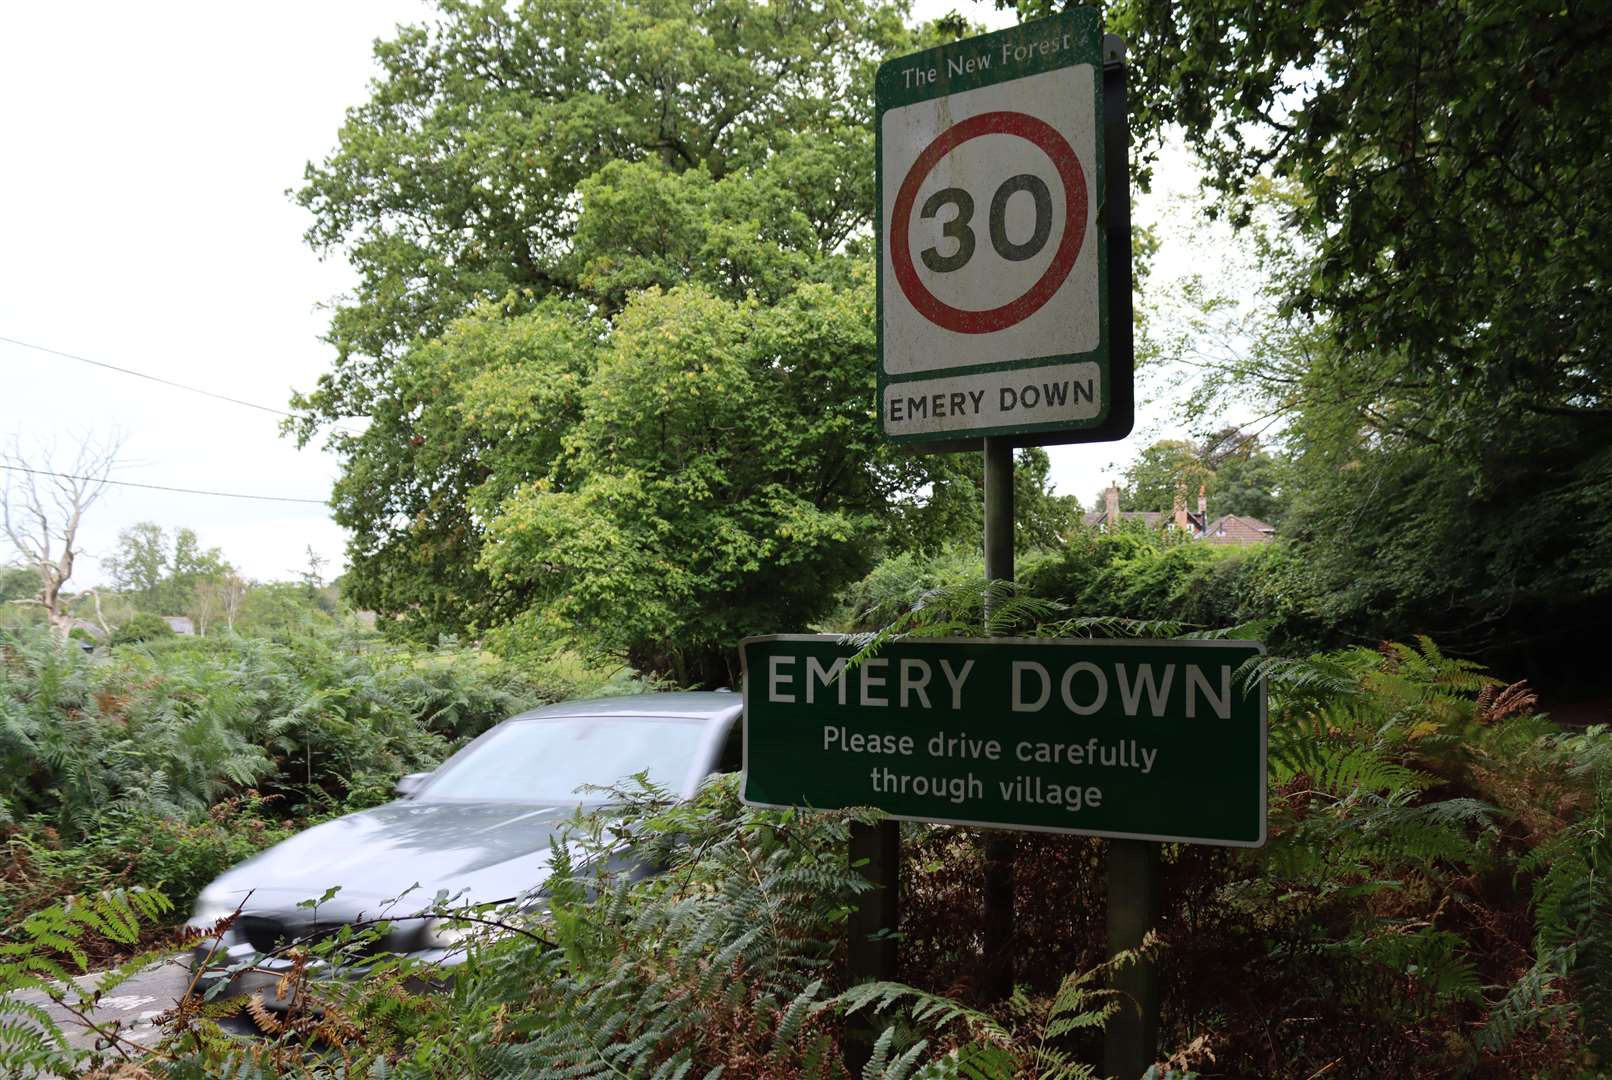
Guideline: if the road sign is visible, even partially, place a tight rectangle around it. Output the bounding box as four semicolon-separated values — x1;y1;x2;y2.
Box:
877;12;1121;445
741;635;1267;847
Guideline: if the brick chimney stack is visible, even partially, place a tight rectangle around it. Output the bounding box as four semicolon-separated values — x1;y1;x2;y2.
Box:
1173;484;1189;533
1105;484;1120;528
1198;483;1208;519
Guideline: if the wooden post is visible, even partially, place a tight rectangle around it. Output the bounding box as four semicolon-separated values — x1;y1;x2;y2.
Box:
845;819;900;1074
981;436;1016;1001
1097;37;1159;1079
1102;838;1161;1078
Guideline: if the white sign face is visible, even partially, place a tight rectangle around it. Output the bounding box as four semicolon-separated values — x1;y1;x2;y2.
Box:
881;66;1099;375
875;12;1111;444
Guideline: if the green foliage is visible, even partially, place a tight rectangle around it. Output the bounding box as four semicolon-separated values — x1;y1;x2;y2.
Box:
109;610;175;645
1107;0;1612;446
0;621;583;852
0;565;37;604
476;278;899;685
1279;417;1612;671
0;888;171;1076
832;548;987;633
841;528;1316;650
286;0;927;647
9;779;1150;1079
1110;439;1210;515
0;796;295;934
282;1;1072;674
848;551;1602;1070
102;521;233;616
5;637;1607;1075
1107;431;1287;525
838;934;1153;1079
1081;0;1612;677
1495;724;1612;1055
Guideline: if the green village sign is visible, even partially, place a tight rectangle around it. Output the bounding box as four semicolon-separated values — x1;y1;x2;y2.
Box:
876;9;1132;447
741;636;1267;847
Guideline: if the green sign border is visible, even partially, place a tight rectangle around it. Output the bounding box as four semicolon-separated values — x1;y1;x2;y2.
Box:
875;11;1109;444
739;634;1268;848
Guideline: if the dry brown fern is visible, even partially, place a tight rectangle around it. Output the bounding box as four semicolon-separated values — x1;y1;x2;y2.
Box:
1477;680;1539;724
246;991;286;1034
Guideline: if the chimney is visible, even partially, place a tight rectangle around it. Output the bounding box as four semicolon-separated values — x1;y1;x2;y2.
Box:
1198;483;1208;519
1105;484;1120;529
1173;482;1188;533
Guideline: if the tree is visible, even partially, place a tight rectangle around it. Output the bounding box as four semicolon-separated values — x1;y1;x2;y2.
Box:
1111;431;1287;523
1210;451;1286;524
170;528;230;604
1073;0;1612;452
980;1;1612;680
103;523;231;615
287;1;1023;660
298;545;327;594
1114;440;1210;515
886;447;1080;556
0;566;38;604
477;279;895;684
108;611;175;647
292;0;906;379
102;522;169;607
0;435;120;635
195;573;248;634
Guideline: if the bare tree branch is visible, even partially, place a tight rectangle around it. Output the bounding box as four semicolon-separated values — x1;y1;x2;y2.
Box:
1;432;123;635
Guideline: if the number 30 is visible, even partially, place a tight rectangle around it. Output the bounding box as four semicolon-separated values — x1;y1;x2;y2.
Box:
919;173;1053;273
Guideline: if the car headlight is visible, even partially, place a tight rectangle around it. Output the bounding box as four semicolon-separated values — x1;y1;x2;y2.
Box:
188;886;243;930
420;917;475;949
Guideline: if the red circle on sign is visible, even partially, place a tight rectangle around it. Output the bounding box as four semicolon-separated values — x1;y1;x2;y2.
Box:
891;110;1088;335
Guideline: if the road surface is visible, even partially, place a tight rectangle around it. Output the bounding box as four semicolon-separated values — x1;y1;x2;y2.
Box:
10;955;200;1055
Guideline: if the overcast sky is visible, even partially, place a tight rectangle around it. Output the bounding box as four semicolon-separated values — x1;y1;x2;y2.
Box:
0;0;1205;589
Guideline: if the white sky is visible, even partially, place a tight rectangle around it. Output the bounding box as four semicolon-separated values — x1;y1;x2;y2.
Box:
0;0;1208;590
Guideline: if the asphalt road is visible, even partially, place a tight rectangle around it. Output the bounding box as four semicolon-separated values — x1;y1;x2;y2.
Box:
12;955;199;1054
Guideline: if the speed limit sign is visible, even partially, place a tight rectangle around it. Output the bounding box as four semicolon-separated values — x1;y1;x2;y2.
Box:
876;10;1129;446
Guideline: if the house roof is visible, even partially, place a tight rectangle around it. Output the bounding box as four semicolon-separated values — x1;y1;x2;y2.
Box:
1081;509;1277;544
1082;510;1168;529
1202;515;1277;545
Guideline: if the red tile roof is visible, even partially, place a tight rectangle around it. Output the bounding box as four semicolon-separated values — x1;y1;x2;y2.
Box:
1079;511;1276;544
1201;515;1276;545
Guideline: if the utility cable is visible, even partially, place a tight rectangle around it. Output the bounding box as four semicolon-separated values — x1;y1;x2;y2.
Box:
0;334;365;434
0;463;328;505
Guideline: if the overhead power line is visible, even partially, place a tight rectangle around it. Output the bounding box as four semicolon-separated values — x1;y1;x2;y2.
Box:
0;463;329;505
0;334;365;434
0;334;300;418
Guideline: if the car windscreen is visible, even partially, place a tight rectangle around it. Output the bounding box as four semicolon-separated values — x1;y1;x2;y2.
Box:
418;715;710;803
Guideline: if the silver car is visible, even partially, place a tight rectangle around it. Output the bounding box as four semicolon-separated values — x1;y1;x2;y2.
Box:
187;691;743;1000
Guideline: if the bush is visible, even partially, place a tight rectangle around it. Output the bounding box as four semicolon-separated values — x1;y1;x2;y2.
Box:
9;653;1605;1079
0;795;296;937
108;611;175;645
836;527;1324;649
0;622;611;849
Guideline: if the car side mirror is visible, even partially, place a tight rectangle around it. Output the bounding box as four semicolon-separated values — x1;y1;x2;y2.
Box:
394;772;431;798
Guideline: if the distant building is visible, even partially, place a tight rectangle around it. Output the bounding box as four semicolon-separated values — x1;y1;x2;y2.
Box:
1083;484;1275;545
162;616;196;635
1200;515;1277;545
